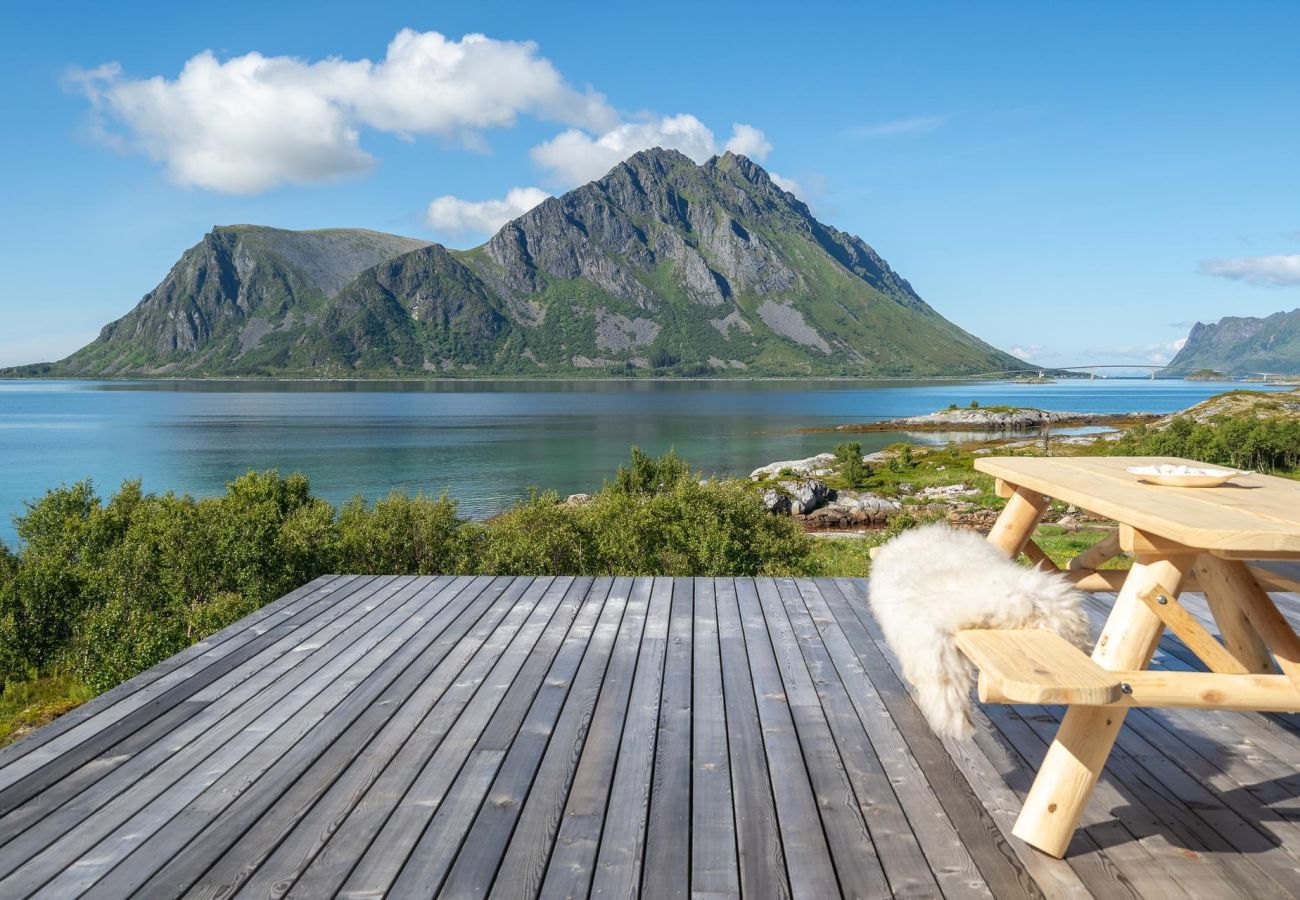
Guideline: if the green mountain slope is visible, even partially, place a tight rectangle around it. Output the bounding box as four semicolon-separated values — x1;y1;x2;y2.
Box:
1164;309;1300;376
41;226;430;376
19;149;1025;378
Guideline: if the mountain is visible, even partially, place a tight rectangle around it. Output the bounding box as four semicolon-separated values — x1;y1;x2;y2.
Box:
1164;309;1300;376
35;226;431;376
15;149;1025;378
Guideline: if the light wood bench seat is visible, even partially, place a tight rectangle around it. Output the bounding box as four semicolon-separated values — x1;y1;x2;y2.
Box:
955;629;1124;705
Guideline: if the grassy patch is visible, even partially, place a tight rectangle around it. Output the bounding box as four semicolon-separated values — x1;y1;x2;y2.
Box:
1031;526;1130;570
0;675;93;748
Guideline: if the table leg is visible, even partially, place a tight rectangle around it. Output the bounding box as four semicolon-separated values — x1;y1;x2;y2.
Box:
987;483;1049;559
1011;553;1195;857
1196;555;1280;675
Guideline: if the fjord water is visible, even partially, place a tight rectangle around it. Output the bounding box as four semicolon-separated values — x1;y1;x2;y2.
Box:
0;378;1279;545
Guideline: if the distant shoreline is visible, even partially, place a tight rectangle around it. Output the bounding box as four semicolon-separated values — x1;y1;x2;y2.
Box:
0;373;1248;385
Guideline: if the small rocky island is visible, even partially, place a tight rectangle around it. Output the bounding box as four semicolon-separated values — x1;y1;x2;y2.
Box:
837;406;1156;432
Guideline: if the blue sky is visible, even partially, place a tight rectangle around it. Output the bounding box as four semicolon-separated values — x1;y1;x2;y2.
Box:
2;1;1298;369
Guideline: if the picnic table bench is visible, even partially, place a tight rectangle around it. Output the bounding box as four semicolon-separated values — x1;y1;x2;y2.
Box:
967;455;1300;858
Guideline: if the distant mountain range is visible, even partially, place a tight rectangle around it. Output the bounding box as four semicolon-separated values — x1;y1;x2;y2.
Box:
1164;309;1300;376
10;149;1025;378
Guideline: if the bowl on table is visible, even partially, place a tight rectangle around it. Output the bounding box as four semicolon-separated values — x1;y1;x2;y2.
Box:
1126;464;1247;488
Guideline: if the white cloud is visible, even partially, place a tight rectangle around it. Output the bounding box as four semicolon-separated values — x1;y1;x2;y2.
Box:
427;186;550;237
530;115;771;186
69;30;616;193
1200;254;1300;286
723;123;771;160
850;115;946;139
1010;344;1044;360
432;118;789;235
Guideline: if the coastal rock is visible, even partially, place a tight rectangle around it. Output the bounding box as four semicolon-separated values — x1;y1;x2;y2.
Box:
804;491;902;528
846;408;1158;432
918;483;980;499
750;452;837;480
777;479;830;515
564;493;592;505
760;489;792;515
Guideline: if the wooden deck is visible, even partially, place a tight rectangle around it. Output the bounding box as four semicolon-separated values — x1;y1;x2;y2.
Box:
3;576;1300;897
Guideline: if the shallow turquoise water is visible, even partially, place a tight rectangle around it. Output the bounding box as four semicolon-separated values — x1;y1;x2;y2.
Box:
0;378;1278;545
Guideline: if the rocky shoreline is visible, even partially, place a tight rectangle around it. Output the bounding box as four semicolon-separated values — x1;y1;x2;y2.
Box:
835;408;1157;432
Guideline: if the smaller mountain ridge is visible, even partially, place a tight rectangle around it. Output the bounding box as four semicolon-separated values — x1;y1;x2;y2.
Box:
43;226;430;377
1164;309;1300;376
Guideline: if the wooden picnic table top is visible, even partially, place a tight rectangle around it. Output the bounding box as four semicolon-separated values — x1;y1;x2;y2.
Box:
975;455;1300;557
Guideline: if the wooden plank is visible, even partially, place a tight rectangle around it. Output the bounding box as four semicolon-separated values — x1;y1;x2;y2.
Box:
383;577;594;897
8;575;471;897
733;578;841;900
98;575;526;898
436;578;615;899
714;577;790;900
1009;697;1269;899
303;576;568;898
976;702;1181;900
0;574;350;770
798;580;997;898
758;578;892;898
688;578;740;900
484;577;637;900
0;574;431;881
586;577;674;898
825;578;1042;899
639;576;693;900
0;574;382;811
782;580;949;899
535;577;658;898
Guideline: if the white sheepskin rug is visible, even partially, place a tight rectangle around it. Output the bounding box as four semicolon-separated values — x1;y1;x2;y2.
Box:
869;523;1092;740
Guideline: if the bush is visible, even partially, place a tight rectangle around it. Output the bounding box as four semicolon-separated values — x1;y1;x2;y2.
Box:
1111;414;1300;472
479;491;595;575
610;447;690;495
834;442;866;488
336;491;468;575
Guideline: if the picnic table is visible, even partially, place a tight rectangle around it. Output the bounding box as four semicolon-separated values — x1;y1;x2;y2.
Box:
967;455;1300;858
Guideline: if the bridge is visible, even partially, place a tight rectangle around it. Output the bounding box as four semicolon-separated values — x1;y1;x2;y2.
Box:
975;365;1171;380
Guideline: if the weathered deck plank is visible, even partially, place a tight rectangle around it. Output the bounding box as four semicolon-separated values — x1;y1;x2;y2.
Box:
3;575;1300;898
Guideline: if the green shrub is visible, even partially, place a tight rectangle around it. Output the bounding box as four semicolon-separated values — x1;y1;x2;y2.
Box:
610;447;690;495
834;442;866;488
1111;414;1300;472
479;491;595;575
336;491;468;575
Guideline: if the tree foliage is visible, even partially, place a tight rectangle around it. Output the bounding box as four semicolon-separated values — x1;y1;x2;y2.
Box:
1110;414;1300;473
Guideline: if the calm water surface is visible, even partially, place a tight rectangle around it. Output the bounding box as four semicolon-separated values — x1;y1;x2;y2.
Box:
0;378;1278;545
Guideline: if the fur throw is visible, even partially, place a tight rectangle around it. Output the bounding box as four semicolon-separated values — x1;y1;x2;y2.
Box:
869;524;1092;739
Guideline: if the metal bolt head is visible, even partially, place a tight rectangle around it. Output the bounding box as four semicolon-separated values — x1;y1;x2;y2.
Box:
1120;683;1133;694
1156;594;1168;605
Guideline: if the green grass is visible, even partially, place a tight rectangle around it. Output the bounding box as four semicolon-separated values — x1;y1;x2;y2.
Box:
0;675;93;748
